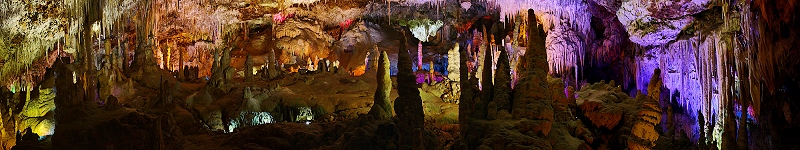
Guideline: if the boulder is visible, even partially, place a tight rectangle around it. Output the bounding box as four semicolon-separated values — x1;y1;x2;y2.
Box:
576;80;645;148
106;95;121;110
578;97;623;130
195;105;224;132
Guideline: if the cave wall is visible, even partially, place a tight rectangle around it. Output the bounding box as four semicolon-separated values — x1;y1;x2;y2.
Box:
1;0;800;149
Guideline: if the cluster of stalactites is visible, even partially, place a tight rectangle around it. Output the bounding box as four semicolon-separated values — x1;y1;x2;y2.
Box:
627;2;781;149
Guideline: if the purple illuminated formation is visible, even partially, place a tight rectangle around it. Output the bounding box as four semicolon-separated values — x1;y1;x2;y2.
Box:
0;0;797;149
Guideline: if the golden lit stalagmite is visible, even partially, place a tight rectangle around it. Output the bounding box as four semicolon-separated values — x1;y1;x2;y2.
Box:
368;51;393;119
628;69;663;150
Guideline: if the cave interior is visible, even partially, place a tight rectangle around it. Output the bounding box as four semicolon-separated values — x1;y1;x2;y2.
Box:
1;0;800;149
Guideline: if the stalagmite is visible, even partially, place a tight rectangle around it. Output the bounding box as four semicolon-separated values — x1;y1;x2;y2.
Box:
493;47;512;115
510;9;552;136
473;30;494;119
722;96;737;149
210;49;222;86
370;45;379;71
393;29;424;150
245;54;253;82
737;97;749;149
428;60;434;84
51;57;85;145
213;47;233;85
628;69;663;150
268;48;281;79
418;41;423;70
447;43;460;82
368;51;393;119
458;40;481;147
178;48;185;81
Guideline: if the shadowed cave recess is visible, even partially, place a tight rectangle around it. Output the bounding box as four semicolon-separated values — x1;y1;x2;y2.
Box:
1;0;799;149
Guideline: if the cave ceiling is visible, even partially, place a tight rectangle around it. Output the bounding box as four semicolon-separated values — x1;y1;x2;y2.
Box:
1;0;799;105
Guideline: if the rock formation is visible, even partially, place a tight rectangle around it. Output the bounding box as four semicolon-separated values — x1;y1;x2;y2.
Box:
492;47;512;117
51;57;85;123
105;95;121;110
628;69;664;150
368;51;393;119
458;48;477;148
616;0;711;46
511;9;553;136
576;80;643;149
577;81;633;125
393;29;424;150
474;27;495;120
698;109;707;148
317;58;327;73
447;43;460;82
245;54;254;82
210;49;222;86
210;47;234;87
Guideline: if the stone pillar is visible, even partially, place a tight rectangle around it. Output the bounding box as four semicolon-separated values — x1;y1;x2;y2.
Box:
245;54;254;82
458;47;476;148
368;51;393;119
417;41;423;70
493;47;512;117
474;27;495;119
221;48;233;84
394;30;424;150
509;9;553;136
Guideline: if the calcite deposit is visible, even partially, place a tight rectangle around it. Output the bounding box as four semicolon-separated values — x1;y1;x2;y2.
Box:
1;0;799;149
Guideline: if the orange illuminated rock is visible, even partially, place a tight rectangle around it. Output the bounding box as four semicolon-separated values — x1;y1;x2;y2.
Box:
627;69;663;150
516;118;553;136
351;65;366;77
628;102;662;150
576;79;647;133
579;99;624;130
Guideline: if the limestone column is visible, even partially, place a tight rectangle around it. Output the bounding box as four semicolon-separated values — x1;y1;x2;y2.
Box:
368;51;393;119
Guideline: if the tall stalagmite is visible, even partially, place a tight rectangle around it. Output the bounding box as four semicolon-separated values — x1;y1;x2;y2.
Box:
210;49;222;86
245;54;254;82
51;57;86;147
628;69;664;150
221;48;233;83
393;29;424;150
474;26;495;119
510;9;553;136
458;48;475;148
493;47;512;114
368;51;393;119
